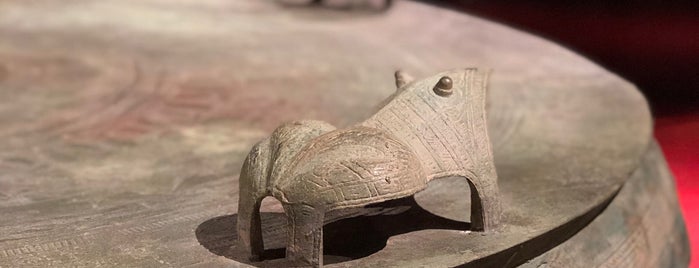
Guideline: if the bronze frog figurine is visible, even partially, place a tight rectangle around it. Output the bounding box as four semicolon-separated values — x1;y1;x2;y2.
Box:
237;69;501;267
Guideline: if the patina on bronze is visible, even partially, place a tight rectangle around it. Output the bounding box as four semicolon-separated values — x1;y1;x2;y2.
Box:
237;69;501;267
0;0;688;267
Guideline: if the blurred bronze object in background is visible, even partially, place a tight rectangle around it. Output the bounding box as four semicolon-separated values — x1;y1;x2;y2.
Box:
305;0;393;11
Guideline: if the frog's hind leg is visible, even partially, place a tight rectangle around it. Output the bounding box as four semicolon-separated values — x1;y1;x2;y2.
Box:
236;140;272;261
237;192;265;261
284;203;325;267
237;168;268;261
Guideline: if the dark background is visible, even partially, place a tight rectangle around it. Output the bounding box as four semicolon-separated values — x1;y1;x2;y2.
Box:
433;0;698;266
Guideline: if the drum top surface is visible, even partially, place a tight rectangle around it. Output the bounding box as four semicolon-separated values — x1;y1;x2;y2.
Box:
0;0;650;266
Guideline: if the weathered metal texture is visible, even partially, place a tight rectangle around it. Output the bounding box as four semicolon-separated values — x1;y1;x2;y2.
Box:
237;69;501;267
518;142;690;268
0;0;683;267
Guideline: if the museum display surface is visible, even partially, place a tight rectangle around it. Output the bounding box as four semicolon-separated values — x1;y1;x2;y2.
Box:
0;0;689;267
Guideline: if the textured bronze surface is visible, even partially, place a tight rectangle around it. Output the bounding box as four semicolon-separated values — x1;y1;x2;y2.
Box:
0;0;683;267
237;69;500;267
519;142;689;268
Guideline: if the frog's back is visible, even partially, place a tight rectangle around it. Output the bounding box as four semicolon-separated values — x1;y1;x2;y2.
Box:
273;126;426;210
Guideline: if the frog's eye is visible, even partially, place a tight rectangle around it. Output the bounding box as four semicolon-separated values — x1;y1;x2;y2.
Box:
433;76;453;97
394;70;414;89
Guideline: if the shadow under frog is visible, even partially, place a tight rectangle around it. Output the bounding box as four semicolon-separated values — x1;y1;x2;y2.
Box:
196;195;470;267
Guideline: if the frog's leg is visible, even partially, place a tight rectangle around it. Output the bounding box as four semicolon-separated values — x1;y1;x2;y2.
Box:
284;203;325;268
